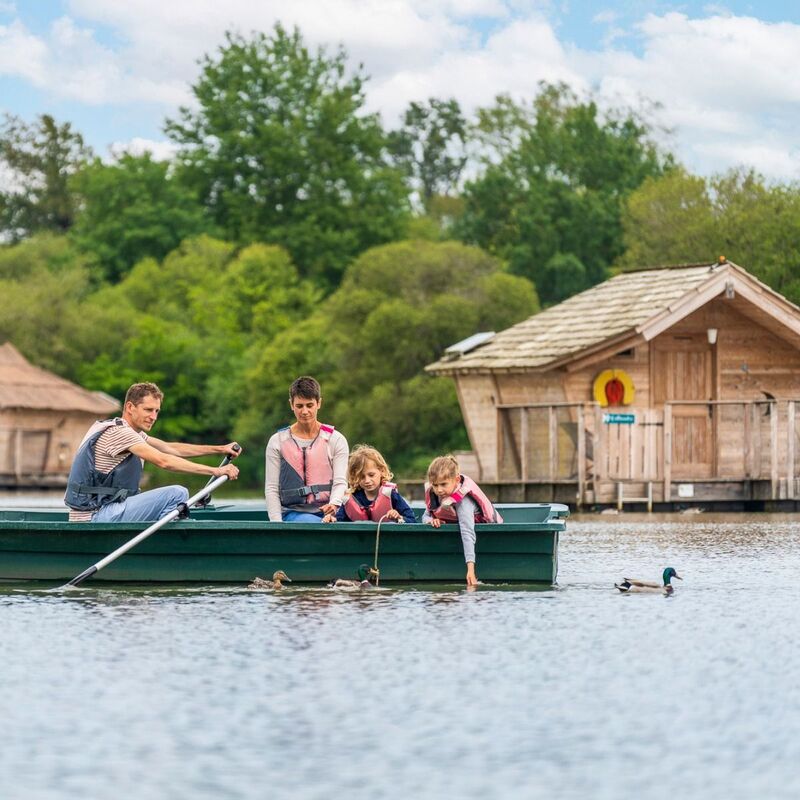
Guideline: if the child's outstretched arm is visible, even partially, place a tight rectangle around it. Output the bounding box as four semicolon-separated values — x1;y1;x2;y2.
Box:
456;497;480;586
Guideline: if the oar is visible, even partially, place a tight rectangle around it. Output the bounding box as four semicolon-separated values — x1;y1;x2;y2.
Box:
62;448;240;589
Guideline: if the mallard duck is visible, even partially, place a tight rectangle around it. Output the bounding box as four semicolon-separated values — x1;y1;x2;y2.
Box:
615;567;682;594
327;564;379;590
247;570;292;590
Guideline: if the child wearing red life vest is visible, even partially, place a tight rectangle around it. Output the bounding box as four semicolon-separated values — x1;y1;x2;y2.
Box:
332;445;416;523
423;454;503;586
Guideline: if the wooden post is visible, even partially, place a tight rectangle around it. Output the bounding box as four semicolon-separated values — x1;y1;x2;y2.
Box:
577;404;586;509
594;405;605;479
520;408;528;484
14;428;23;481
743;402;751;478
788;401;796;500
549;406;557;482
751;403;760;478
770;401;779;499
663;404;672;503
495;407;502;483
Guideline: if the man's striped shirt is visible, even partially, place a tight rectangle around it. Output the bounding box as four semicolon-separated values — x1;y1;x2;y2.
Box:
68;420;148;521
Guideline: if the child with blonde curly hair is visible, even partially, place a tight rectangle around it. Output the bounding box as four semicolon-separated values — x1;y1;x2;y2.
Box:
423;454;503;586
331;445;416;523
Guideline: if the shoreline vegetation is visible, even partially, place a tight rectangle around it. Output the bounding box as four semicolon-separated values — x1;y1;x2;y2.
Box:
3;24;799;489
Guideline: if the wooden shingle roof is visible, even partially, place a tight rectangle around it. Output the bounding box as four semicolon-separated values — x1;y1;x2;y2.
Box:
426;261;800;374
0;343;120;414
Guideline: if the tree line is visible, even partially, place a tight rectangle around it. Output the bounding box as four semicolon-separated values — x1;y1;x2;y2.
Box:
1;23;797;483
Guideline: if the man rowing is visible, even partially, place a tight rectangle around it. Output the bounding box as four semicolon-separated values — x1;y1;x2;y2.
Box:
65;381;240;522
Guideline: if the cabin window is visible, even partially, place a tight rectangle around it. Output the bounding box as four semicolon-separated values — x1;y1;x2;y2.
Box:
615;348;635;358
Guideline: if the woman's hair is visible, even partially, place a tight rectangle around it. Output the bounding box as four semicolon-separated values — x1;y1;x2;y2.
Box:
289;376;321;402
347;445;393;492
427;454;460;483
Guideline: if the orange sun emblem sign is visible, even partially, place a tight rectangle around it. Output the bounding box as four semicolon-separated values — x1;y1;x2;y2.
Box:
593;369;634;407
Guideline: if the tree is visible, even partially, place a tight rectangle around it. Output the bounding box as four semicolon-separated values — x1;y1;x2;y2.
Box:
70;152;212;282
0;114;92;240
457;83;673;303
388;98;468;211
618;167;800;304
240;240;539;472
166;24;410;289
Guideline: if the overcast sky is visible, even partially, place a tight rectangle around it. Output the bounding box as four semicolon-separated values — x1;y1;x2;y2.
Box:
1;1;799;180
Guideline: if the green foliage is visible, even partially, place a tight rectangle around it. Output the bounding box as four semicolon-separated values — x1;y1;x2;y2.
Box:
0;114;92;240
457;83;673;300
538;252;588;306
388;98;468;211
166;24;410;289
70;152;212;282
0;236;108;374
618;168;800;304
242;240;538;474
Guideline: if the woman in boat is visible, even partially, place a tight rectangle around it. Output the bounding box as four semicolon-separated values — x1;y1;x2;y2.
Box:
423;454;503;586
264;376;349;522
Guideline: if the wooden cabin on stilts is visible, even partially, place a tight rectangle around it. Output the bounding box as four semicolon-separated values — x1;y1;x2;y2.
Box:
0;343;119;488
426;260;800;510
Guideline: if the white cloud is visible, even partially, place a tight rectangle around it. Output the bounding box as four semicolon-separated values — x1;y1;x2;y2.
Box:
108;137;179;161
1;3;800;179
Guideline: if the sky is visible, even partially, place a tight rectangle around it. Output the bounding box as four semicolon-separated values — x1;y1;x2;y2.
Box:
1;1;800;179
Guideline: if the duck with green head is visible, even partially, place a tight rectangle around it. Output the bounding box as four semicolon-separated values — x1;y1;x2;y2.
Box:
615;567;682;594
248;570;292;590
328;564;379;590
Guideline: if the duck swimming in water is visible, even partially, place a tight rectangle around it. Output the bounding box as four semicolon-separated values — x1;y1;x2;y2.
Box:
328;564;379;590
248;570;292;590
615;567;682;595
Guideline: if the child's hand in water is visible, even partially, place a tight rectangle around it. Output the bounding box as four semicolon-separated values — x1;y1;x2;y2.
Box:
428;517;442;528
466;562;478;586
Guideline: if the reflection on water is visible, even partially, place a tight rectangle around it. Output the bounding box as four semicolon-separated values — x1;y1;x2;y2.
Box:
3;513;800;799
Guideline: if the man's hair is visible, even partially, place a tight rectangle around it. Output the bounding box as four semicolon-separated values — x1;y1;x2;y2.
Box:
289;376;321;402
124;382;164;407
347;445;393;493
427;454;460;483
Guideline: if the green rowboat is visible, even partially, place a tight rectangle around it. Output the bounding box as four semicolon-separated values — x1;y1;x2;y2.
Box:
0;503;567;585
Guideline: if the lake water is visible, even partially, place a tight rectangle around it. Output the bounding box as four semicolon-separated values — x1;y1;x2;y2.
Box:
3;511;800;799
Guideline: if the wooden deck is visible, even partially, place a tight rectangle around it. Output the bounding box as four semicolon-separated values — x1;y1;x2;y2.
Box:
488;399;800;510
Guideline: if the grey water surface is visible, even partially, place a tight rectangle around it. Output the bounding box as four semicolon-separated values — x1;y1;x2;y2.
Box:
3;512;800;800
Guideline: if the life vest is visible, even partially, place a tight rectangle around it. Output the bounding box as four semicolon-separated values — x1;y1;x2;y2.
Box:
425;475;503;524
277;424;335;508
64;419;143;512
342;483;396;521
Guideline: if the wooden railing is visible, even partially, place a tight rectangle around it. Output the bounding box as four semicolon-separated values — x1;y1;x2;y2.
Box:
495;399;800;503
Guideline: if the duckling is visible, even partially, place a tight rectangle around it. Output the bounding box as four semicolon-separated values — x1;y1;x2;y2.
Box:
247;570;292;590
615;567;682;595
328;564;379;590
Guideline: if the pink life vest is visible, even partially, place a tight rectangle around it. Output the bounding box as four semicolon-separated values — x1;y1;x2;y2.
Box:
342;482;396;521
278;423;335;507
425;475;503;524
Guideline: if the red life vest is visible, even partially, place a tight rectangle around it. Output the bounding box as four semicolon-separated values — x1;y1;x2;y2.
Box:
342;482;396;521
425;475;503;524
278;424;335;507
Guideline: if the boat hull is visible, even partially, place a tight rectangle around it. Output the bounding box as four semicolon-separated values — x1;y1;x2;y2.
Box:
0;504;565;584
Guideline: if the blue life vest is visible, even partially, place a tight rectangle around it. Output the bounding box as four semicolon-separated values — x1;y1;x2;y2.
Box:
64;419;143;513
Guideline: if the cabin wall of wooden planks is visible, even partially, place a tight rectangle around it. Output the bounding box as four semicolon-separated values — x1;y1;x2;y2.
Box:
0;409;96;484
452;298;800;501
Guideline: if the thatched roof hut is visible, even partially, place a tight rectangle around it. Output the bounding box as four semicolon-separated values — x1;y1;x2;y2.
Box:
0;343;119;486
